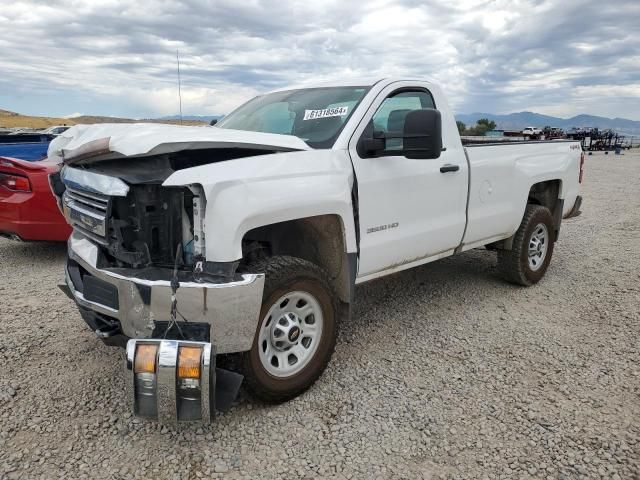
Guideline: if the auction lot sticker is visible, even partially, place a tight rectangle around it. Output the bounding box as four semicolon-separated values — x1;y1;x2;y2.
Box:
303;106;348;120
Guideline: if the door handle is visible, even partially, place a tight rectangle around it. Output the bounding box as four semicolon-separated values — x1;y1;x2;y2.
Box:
440;164;460;173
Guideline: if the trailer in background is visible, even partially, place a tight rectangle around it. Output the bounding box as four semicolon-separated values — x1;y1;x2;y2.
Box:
565;128;633;152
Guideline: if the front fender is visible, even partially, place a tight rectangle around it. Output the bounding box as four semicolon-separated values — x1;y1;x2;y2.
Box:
163;149;357;262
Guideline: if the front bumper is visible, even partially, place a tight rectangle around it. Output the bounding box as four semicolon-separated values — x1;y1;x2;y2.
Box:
65;232;265;354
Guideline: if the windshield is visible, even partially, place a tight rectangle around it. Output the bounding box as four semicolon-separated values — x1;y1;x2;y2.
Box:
216;86;370;148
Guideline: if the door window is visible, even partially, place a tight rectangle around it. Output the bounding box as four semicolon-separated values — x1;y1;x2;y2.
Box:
371;90;435;150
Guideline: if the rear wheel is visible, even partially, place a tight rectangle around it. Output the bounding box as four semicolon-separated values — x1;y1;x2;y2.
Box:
498;204;555;286
242;256;338;402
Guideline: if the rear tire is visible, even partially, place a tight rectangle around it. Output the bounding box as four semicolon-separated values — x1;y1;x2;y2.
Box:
242;255;338;403
498;204;555;286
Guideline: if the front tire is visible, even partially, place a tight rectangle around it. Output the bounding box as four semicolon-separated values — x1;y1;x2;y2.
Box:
498;204;555;286
242;256;338;403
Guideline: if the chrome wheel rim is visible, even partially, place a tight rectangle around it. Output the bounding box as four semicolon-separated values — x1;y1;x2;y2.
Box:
258;290;323;378
528;223;549;271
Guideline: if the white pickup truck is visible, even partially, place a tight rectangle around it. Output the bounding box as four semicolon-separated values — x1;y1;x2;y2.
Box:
52;78;583;423
523;126;544;137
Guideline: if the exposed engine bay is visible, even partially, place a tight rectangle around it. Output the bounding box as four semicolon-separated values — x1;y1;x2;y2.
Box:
107;183;193;268
60;147;280;277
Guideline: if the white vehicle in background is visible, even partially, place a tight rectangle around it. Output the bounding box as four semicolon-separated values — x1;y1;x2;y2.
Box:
42;125;70;136
522;126;543;137
51;78;584;423
8;128;41;135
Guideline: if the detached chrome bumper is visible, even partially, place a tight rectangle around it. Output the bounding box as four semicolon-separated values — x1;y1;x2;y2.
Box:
65;232;265;354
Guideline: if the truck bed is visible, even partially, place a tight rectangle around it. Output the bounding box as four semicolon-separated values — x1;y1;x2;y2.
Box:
460;139;582;251
461;137;576;147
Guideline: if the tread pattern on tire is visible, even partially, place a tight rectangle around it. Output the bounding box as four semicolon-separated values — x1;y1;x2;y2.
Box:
497;204;554;286
242;255;339;403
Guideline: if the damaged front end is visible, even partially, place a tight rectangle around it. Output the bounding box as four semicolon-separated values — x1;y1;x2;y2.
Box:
63;232;264;352
49;124;313;422
58;161;265;423
61;157;203;271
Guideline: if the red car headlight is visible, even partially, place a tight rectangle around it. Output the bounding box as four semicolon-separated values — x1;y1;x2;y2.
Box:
0;172;31;192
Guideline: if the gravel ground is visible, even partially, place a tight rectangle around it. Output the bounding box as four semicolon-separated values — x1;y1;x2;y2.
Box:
1;151;639;480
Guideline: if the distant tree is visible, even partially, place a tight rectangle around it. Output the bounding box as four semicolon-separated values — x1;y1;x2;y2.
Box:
464;118;497;136
474;124;490;136
477;118;497;130
456;121;466;135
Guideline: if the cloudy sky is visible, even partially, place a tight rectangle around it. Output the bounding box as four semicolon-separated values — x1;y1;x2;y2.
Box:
0;0;638;119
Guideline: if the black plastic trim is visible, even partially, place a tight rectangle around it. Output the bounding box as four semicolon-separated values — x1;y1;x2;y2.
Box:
151;321;211;342
553;198;564;241
346;252;358;303
564;195;582;219
58;283;73;300
135;283;152;305
199;260;239;280
67;261;84;294
83;275;119;310
77;307;128;348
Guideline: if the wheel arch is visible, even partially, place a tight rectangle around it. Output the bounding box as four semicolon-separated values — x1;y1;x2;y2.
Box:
494;178;564;251
241;214;357;304
527;179;563;240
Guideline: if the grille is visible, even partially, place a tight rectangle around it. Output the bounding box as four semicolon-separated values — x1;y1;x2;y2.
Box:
63;187;111;244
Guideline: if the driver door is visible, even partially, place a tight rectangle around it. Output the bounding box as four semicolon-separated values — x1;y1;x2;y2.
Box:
349;83;468;279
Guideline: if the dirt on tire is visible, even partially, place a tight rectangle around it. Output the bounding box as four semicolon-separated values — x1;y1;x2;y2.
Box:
498;204;555;286
242;255;339;403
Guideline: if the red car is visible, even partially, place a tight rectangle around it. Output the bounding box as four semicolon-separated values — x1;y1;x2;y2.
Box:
0;156;71;241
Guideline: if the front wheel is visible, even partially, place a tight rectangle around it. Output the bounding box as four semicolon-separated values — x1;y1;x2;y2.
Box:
498;204;555;286
242;256;338;403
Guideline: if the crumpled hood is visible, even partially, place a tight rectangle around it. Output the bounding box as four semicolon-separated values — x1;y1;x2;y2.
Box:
47;123;311;164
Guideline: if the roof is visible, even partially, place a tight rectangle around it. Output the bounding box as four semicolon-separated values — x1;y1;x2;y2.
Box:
270;77;435;94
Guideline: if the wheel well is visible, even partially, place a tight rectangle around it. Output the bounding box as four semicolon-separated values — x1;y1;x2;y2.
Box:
492;179;564;251
528;180;560;211
528;179;563;240
241;215;353;303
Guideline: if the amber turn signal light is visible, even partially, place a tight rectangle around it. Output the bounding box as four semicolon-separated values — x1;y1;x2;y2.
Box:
134;344;158;374
177;346;202;379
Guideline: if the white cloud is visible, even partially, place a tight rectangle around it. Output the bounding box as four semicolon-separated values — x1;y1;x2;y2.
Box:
0;0;638;119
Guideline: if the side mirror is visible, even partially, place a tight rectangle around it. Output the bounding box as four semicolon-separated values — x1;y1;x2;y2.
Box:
362;130;386;154
403;109;442;159
357;121;386;157
209;119;218;126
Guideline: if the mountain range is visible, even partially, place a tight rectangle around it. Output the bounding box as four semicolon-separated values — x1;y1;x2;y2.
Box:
162;112;640;135
0;109;208;129
455;112;640;135
3;107;639;135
